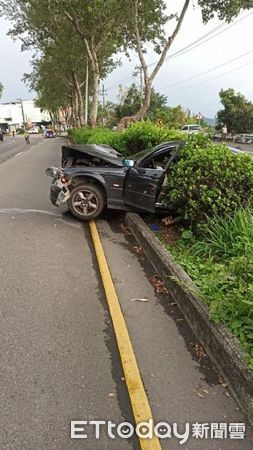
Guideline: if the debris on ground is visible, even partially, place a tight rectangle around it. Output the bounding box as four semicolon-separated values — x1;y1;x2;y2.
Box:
149;275;168;294
162;216;174;226
130;298;149;302
120;222;132;235
192;342;206;361
149;223;160;232
132;245;143;254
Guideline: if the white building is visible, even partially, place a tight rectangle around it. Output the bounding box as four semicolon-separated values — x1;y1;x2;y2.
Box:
0;99;51;131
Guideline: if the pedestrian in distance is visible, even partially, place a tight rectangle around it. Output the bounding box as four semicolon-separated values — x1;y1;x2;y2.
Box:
222;124;228;141
24;130;30;144
0;129;3;143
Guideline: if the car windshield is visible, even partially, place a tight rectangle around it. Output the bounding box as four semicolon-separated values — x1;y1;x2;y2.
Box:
122;143;168;166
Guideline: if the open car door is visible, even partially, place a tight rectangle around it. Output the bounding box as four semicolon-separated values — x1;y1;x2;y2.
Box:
123;146;179;212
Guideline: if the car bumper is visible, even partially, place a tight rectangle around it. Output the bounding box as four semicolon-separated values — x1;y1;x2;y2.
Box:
49;181;71;206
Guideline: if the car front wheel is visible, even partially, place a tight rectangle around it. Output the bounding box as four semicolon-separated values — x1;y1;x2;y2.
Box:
68;184;105;221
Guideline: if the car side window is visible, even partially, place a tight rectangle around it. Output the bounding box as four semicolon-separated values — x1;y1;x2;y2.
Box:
142;150;173;169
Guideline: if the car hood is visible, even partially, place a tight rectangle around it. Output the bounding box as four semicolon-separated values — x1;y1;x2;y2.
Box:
61;144;124;167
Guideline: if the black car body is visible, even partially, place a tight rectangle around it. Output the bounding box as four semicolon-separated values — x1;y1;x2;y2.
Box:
46;141;184;220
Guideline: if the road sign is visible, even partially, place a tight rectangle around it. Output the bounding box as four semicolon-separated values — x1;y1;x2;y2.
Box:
196;112;203;120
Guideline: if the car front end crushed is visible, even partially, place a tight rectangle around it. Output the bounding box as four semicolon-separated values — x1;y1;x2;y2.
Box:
46;167;71;206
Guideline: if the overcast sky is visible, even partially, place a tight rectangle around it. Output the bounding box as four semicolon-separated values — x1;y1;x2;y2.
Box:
0;1;252;118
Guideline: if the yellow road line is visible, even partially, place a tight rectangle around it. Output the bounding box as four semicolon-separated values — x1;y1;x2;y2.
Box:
89;220;161;450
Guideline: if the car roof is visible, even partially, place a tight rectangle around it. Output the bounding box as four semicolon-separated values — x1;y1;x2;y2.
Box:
135;141;186;165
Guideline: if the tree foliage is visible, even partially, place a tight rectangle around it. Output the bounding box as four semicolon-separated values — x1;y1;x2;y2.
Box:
199;0;253;23
115;83;167;120
117;0;252;121
217;88;253;133
0;81;3;99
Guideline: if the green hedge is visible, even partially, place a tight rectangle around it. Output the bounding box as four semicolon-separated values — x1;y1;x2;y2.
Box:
68;121;185;156
118;121;185;155
163;135;253;224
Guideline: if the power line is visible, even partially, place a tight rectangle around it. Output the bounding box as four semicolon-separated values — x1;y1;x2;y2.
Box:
163;59;253;96
106;22;226;91
105;10;252;93
147;10;253;68
161;48;253;90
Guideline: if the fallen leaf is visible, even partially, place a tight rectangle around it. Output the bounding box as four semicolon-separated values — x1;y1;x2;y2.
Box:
149;275;168;294
133;245;142;254
162;216;174;226
192;343;206;361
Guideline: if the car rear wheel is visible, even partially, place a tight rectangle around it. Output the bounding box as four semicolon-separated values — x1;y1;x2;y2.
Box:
68;183;105;221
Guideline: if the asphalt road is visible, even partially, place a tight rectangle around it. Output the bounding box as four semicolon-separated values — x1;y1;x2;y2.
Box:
0;138;252;449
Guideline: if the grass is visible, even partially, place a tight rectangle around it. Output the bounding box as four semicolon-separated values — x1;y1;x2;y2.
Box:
162;208;253;369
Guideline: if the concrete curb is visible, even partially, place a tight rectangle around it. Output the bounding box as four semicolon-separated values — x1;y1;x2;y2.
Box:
125;212;253;425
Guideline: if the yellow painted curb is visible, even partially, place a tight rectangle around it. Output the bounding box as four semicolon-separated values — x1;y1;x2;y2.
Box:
89;220;162;450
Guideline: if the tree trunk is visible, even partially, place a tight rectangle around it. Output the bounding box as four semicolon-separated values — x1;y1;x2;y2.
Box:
90;71;100;129
73;72;85;126
118;0;190;126
132;80;152;120
72;87;81;128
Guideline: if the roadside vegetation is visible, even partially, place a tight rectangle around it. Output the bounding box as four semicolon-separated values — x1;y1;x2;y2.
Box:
163;209;253;368
163;134;253;223
68;121;185;155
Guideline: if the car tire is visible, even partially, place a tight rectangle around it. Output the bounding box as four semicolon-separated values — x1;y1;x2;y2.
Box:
68;183;105;221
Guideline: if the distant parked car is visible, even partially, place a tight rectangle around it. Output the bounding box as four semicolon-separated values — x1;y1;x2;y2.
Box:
234;134;253;144
28;127;39;134
181;124;202;134
44;129;56;138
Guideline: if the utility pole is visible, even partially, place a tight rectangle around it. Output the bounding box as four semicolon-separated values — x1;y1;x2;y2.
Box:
84;61;89;125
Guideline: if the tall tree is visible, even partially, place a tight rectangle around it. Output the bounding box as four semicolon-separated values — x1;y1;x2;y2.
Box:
217;88;253;133
120;0;253;121
0;0;120;127
58;0;123;128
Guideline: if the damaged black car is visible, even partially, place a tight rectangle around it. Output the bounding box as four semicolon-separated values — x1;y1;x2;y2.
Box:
46;141;184;221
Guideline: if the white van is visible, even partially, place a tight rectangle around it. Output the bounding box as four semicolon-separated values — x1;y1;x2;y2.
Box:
181;124;202;134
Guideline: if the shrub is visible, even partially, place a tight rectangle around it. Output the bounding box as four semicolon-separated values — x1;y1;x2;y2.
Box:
67;127;93;144
68;121;185;156
163;135;253;224
120;120;185;155
87;128;123;151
